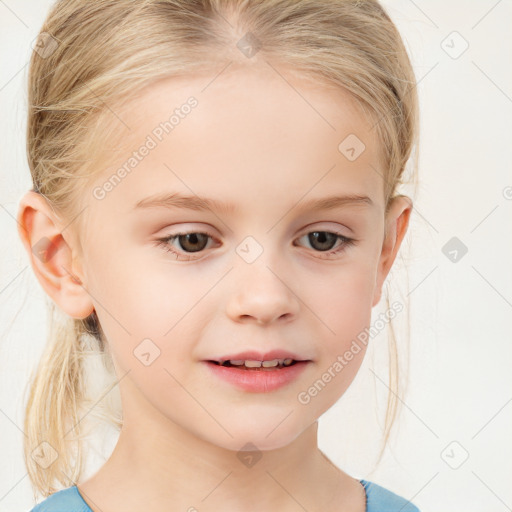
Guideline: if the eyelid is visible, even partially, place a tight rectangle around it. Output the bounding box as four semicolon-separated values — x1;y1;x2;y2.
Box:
156;222;353;243
296;222;353;238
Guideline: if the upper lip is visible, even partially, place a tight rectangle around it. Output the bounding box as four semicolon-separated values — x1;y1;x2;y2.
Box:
207;350;310;363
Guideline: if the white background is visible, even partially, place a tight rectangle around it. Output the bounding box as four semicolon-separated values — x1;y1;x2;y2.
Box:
1;1;511;511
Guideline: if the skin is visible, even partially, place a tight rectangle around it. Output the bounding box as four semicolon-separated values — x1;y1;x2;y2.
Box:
18;61;411;512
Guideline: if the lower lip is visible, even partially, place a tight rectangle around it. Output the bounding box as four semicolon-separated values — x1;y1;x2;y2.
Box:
203;361;310;393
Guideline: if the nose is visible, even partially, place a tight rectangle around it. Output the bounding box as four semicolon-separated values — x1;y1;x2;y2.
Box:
226;258;300;325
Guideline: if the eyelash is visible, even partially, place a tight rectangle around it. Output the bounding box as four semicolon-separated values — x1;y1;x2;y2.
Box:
155;230;356;261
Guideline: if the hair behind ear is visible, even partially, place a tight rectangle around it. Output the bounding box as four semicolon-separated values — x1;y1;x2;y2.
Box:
23;300;102;499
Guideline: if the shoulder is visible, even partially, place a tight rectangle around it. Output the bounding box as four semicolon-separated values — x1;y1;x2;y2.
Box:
29;486;92;512
360;479;421;512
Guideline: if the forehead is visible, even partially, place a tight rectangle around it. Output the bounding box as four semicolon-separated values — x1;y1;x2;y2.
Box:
89;63;384;215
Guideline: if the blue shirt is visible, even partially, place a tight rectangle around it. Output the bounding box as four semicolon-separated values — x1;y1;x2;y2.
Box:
29;479;420;511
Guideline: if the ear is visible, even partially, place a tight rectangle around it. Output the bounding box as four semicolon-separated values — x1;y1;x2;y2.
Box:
16;190;94;319
372;195;412;307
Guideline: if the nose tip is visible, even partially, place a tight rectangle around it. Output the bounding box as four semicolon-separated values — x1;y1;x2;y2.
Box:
226;264;300;325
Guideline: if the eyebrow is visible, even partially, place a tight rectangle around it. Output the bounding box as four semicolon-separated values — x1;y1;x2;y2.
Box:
134;192;374;214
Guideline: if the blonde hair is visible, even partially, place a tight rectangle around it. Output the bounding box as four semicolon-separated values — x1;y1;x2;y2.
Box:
23;0;419;498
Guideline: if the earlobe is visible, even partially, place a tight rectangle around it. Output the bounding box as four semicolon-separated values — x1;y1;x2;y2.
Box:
16;191;94;319
372;195;412;307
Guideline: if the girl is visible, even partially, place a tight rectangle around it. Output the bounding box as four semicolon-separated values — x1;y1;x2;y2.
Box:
17;0;421;510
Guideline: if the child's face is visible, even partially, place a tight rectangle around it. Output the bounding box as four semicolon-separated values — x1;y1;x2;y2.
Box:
58;64;409;450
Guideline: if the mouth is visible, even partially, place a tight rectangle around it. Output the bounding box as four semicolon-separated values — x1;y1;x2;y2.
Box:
207;358;304;370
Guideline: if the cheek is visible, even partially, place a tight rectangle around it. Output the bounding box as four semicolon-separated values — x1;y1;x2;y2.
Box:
88;253;210;379
85;242;191;333
298;268;374;407
297;262;374;398
302;262;375;342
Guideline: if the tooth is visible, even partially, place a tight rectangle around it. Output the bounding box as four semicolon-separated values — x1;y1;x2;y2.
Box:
262;359;280;368
244;360;262;368
229;360;245;366
283;358;294;366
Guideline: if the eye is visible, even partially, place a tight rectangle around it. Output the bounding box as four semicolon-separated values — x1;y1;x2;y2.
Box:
294;230;356;258
155;231;218;261
156;229;356;261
